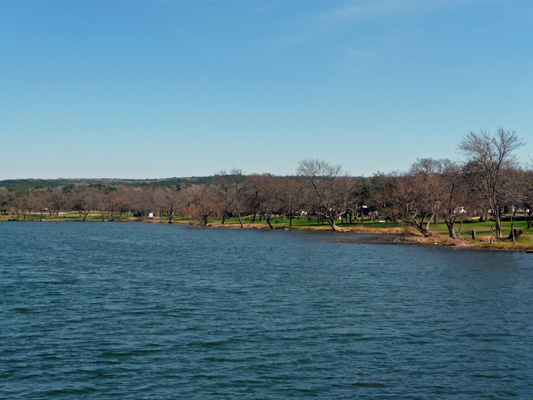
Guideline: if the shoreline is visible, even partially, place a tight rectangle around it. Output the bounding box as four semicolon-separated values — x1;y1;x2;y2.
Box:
3;218;532;253
204;221;533;253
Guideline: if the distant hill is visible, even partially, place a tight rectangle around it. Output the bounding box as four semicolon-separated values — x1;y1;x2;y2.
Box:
0;177;215;190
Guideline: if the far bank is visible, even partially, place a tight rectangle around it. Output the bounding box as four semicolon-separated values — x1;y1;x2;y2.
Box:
2;212;533;253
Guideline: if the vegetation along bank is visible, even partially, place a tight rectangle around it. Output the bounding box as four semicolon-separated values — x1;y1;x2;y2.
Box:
2;129;532;252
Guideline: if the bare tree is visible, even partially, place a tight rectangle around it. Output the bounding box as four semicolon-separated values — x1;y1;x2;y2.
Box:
156;186;182;223
278;177;305;228
246;174;282;229
0;188;31;220
68;185;104;221
410;158;468;239
104;187;130;221
460;128;525;239
522;168;533;229
297;159;354;231
0;188;17;218
226;170;249;228
373;173;434;237
128;186;156;221
45;187;68;218
439;161;470;239
350;177;373;223
26;189;49;221
501;168;527;243
212;170;247;225
180;184;221;226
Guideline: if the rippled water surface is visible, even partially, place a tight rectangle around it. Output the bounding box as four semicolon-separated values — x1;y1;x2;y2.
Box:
1;222;532;399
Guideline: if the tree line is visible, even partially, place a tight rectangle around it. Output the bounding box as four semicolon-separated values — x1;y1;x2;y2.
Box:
1;129;531;241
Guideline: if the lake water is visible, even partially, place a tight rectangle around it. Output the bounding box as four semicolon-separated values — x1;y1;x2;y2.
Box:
1;222;532;399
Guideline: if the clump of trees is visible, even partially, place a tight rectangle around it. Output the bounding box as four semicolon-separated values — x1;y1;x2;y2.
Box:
1;128;530;242
459;128;525;240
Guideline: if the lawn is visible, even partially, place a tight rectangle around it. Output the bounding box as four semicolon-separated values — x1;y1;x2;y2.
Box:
2;212;532;250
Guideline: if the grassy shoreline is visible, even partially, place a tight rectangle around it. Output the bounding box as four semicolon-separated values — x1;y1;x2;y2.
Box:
2;213;533;252
206;219;533;252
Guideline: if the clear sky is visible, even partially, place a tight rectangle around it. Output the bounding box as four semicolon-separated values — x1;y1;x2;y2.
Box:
1;0;532;179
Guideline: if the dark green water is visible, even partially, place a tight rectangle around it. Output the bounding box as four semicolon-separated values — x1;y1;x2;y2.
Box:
1;222;532;399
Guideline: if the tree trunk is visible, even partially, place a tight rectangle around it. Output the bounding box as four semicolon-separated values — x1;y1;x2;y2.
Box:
510;209;517;243
495;213;503;240
425;213;436;233
412;224;432;237
266;213;274;229
238;214;244;228
484;208;498;239
445;220;457;239
325;214;340;232
405;217;431;237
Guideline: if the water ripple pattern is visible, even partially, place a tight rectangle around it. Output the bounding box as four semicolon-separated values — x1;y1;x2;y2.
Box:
1;222;532;399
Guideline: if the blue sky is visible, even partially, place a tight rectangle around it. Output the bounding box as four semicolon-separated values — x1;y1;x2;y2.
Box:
1;0;532;179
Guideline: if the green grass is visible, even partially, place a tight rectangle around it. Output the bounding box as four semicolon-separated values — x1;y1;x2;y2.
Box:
216;216;396;228
2;212;532;248
215;215;533;247
430;219;530;236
